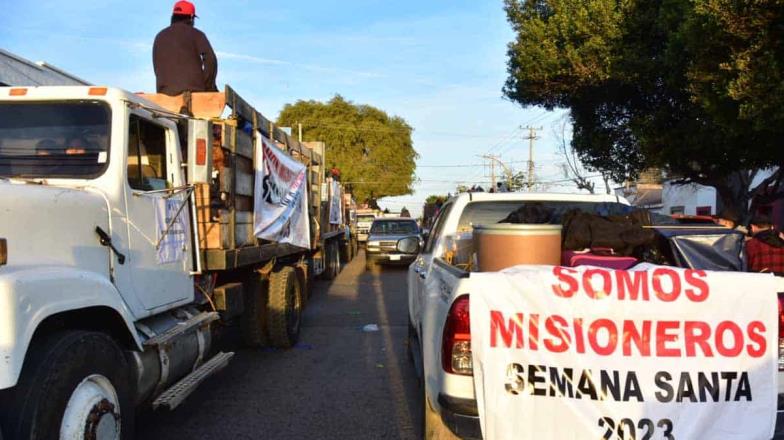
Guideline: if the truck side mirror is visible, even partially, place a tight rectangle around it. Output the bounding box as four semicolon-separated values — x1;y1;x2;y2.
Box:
187;119;212;184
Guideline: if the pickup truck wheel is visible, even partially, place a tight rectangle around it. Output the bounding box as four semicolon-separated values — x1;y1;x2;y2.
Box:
267;266;302;348
241;274;270;347
1;331;133;440
424;394;460;440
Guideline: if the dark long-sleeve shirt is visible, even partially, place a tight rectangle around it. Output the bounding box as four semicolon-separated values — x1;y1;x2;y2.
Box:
153;22;218;96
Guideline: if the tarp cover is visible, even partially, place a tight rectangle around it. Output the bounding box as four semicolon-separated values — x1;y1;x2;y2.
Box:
655;228;745;271
253;135;310;249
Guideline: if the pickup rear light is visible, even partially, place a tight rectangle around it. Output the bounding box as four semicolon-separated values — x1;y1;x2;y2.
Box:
0;238;6;266
442;295;472;375
778;293;784;371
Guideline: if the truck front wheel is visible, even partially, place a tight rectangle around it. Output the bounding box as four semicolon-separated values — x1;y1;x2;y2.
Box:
267;266;303;348
1;331;133;440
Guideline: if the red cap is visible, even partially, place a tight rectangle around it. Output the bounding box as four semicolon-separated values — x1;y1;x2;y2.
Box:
172;1;197;17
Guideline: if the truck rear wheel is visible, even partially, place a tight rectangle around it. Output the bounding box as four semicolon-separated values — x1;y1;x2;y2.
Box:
0;331;133;440
295;261;310;305
321;241;340;280
341;239;352;263
241;273;270;347
267;266;302;348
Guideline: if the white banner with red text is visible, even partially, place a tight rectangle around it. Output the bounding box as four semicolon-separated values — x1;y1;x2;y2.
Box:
254;135;310;249
470;264;781;440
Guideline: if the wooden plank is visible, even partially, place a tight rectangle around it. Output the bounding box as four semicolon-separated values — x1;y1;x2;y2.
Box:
224;85;256;124
236;129;253;159
219;166;233;193
203;243;307;271
235;223;254;247
199;221;223;249
235;157;254;197
222;124;236;151
234;211;253;223
136;92;226;119
235;196;253;212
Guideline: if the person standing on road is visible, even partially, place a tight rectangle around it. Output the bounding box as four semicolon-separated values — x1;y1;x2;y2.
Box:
745;213;784;275
153;1;218;97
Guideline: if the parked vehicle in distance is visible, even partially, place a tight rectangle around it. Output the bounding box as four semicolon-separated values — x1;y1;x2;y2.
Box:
356;209;378;243
365;218;422;270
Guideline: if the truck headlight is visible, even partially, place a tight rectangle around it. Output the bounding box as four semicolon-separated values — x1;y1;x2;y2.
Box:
397;237;419;254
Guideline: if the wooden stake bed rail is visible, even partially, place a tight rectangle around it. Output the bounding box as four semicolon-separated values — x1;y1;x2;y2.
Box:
139;86;325;271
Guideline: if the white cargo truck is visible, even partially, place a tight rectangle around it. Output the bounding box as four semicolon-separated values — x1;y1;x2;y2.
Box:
0;85;353;439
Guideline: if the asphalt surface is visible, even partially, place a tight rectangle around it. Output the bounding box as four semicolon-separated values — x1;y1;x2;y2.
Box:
136;251;423;440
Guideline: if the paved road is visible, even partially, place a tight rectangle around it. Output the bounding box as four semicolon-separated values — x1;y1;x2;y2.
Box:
136;251;422;440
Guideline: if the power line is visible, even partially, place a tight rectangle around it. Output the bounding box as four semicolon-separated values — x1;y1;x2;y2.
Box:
298;122;530;139
417;159;528;168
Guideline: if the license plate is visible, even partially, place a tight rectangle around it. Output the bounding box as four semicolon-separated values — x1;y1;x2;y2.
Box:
389;255;401;261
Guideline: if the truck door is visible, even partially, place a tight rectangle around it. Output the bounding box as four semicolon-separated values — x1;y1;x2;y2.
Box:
115;113;193;311
410;202;453;329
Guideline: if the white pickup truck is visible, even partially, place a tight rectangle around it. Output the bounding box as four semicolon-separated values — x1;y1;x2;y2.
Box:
407;191;784;439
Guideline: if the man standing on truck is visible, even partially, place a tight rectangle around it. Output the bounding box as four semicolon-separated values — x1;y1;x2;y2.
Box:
152;1;218;97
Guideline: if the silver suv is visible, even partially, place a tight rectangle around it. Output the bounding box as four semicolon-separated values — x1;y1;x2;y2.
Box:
365;218;422;270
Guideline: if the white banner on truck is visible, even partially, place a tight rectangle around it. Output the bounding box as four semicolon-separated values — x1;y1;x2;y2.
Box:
470;264;780;440
329;180;342;225
254;135;310;249
155;194;189;264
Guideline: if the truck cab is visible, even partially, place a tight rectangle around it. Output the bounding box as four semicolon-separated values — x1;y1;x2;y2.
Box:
0;86;240;438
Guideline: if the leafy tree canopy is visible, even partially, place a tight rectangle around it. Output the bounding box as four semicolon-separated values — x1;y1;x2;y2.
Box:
503;0;784;215
278;95;418;203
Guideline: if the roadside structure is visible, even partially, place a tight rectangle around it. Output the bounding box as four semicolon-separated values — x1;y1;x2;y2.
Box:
0;48;90;86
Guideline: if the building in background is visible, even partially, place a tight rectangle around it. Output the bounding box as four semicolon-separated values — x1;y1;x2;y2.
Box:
615;168;664;212
0;49;89;86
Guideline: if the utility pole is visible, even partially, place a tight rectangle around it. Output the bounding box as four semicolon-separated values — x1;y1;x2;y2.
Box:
479;154;515;191
522;126;543;190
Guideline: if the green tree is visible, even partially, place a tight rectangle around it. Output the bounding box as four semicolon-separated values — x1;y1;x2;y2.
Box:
503;0;784;219
277;95;418;203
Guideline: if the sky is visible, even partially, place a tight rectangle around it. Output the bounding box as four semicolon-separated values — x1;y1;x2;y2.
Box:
0;0;605;217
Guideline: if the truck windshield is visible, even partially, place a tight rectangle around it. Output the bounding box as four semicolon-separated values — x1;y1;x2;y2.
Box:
457;200;633;231
0;101;111;178
370;220;419;235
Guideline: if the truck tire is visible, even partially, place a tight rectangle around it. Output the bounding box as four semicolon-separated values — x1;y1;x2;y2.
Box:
295;262;310;306
241;273;270;347
321;241;340;280
0;331;133;440
340;239;351;264
334;241;342;275
424;394;460;440
267;266;302;348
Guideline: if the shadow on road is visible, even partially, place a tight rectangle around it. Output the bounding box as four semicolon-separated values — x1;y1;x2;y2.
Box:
136;250;423;440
